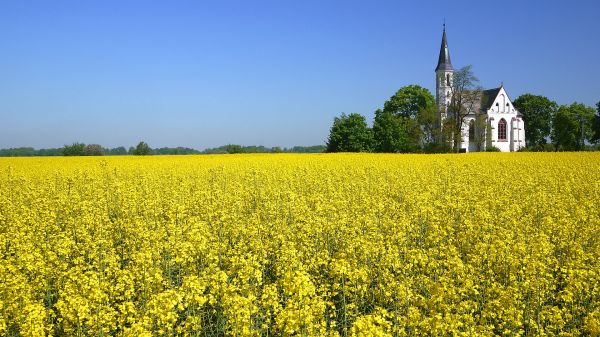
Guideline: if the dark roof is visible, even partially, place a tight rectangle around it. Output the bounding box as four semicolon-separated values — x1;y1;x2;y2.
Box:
480;87;501;111
435;28;453;72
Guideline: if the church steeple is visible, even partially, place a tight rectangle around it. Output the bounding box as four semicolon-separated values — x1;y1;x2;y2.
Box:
435;24;454;118
435;25;453;72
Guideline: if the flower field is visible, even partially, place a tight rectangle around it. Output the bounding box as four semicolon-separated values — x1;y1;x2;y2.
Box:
1;153;599;336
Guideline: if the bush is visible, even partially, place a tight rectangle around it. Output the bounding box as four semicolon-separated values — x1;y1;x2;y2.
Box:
485;146;501;152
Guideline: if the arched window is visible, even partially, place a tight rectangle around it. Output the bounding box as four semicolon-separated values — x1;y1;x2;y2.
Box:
469;120;475;141
446;74;451;86
498;118;507;141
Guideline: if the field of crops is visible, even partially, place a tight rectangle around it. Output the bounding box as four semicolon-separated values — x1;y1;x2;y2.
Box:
1;153;599;336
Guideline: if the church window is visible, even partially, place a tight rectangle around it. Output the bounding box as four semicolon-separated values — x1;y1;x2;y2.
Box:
469;120;475;141
446;74;450;86
498;118;507;141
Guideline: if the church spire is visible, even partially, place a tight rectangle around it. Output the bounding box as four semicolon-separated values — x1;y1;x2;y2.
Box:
435;25;453;71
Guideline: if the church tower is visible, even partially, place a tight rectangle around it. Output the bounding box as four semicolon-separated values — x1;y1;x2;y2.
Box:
435;25;453;119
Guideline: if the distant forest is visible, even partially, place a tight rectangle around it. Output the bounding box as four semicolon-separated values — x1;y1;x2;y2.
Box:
0;143;326;157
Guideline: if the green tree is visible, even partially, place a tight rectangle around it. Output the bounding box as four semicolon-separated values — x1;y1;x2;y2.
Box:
373;85;436;153
418;104;447;152
224;144;244;154
62;143;86;156
326;113;373;152
592;101;600;144
383;85;436;118
513;94;558;147
133;141;152;155
109;146;128;155
551;103;595;151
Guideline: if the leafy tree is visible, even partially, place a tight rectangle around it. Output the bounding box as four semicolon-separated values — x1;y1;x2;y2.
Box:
62;143;86;156
374;85;436;153
154;147;201;155
109;146;128;155
373;109;420;153
224;144;245;154
326;113;373;152
418;105;446;152
84;144;104;156
592;101;600;144
513;94;558;147
446;65;481;152
383;85;436;119
133;141;152;155
552;103;595;151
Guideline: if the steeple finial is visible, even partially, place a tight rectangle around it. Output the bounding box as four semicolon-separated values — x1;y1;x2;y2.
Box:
435;23;453;72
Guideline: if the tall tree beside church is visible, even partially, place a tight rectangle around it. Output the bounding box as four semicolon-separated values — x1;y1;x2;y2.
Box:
373;85;435;152
326;113;373;152
513;94;558;147
446;65;482;152
592;101;600;144
551;103;595;151
382;85;436;119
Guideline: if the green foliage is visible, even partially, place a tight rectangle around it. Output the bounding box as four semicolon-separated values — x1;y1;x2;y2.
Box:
285;145;326;153
373;85;436;153
513;94;558;147
485;146;501;152
592;101;600;144
83;144;104;156
383;85;436;119
418;104;447;152
62;143;85;156
552;103;595;151
154;147;201;155
0;147;60;156
224;144;245;154
373;109;420;153
326;113;373;152
133;141;152;155
108;147;128;155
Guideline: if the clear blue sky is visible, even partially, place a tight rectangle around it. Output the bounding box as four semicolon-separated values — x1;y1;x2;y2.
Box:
1;0;599;149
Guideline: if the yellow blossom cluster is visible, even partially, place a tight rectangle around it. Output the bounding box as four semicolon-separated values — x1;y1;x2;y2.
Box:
0;153;599;336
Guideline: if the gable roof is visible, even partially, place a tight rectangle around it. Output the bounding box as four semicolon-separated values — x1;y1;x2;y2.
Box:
480;87;501;111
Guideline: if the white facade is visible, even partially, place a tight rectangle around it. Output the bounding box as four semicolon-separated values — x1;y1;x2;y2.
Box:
435;28;526;152
458;86;526;152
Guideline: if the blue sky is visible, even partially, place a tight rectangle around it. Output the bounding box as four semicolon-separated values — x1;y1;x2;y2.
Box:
1;0;599;149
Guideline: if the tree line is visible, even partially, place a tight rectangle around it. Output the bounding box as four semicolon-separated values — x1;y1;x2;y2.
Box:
327;66;600;153
0;142;326;157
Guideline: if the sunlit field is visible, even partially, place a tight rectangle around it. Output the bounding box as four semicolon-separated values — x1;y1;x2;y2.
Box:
1;153;599;336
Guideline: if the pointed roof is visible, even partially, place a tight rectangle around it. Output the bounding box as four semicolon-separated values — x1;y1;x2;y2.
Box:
480;87;502;111
435;26;453;72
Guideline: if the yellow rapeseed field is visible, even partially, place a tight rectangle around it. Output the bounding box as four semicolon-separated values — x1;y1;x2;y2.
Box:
1;153;599;337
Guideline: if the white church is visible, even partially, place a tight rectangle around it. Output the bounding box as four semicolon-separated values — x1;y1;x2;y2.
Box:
435;27;525;152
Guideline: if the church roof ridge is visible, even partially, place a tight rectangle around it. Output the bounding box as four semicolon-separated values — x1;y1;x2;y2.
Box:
435;26;453;72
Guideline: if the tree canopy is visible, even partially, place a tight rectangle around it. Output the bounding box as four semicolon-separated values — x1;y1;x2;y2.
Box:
551;103;595;151
373;85;436;153
382;85;436;119
326;113;373;152
592;101;600;144
513;94;558;147
133;141;152;155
